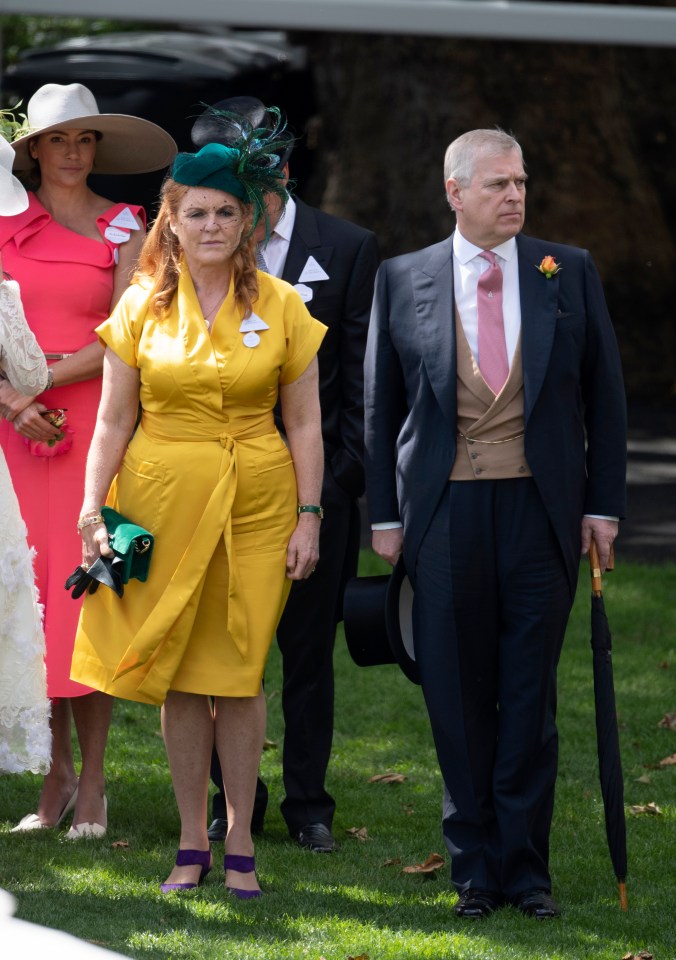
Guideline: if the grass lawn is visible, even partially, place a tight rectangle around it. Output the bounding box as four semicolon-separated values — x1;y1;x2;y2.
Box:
1;552;674;959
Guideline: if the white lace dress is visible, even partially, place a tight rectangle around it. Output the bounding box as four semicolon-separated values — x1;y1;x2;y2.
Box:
0;279;51;774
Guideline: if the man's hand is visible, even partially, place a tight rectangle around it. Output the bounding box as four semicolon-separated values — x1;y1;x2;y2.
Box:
580;517;618;572
372;526;404;567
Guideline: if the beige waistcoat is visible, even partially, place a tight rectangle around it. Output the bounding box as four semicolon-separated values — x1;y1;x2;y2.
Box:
450;311;533;481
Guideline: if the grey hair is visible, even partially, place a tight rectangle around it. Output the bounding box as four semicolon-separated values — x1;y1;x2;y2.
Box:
443;128;523;187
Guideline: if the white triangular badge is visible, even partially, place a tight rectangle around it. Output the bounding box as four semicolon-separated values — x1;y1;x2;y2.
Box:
298;256;329;283
109;206;141;231
239;312;270;332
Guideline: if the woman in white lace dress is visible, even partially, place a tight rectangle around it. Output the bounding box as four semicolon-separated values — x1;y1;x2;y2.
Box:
0;136;51;774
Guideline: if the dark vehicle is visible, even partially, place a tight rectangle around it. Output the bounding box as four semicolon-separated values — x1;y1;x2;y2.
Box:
4;30;315;217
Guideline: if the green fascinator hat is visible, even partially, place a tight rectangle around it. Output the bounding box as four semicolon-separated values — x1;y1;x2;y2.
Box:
172;144;249;200
171;106;291;234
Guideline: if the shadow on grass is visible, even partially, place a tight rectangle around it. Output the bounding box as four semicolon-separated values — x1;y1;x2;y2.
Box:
6;858;667;960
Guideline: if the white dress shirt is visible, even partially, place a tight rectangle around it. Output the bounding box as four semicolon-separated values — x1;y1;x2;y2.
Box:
260;196;296;279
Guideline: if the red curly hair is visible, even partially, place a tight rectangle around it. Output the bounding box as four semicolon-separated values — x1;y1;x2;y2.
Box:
134;179;258;319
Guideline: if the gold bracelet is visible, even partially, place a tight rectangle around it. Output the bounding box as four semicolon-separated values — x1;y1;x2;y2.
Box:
77;508;101;523
77;513;105;531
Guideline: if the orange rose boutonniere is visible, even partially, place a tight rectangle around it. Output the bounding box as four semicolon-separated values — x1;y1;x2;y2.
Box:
536;255;562;279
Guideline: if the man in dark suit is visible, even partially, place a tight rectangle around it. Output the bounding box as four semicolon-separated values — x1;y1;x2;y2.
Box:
192;98;379;852
364;129;626;917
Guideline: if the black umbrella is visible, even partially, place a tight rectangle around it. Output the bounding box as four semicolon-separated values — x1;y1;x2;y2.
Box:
589;539;628;911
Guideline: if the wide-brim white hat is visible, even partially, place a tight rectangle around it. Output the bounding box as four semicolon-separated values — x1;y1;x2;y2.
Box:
0;136;28;215
11;82;177;175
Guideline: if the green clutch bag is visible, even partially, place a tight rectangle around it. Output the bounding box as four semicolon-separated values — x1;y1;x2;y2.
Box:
101;506;154;584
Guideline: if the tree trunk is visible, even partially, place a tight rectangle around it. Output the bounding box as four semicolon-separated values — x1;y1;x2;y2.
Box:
302;33;676;400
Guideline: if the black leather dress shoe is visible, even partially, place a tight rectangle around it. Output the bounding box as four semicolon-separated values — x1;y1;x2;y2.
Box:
453;889;502;919
207;809;266;842
513;888;561;919
207;817;228;842
297;822;337;852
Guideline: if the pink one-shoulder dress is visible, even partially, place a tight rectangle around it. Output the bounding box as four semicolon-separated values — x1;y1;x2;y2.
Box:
0;193;145;698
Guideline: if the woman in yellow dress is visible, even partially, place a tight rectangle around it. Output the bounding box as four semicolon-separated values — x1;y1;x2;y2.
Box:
70;123;326;898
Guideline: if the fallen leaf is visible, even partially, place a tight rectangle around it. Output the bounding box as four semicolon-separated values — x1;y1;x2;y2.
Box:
368;772;407;784
381;857;402;867
635;774;651;784
401;802;415;816
262;737;277;750
347;954;370;960
623;953;654;960
111;840;129;849
657;712;676;730
659;753;676;766
345;826;370;841
402;852;445;874
658;660;669;669
628;802;662;816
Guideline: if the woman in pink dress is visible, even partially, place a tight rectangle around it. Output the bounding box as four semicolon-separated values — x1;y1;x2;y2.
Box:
0;83;175;837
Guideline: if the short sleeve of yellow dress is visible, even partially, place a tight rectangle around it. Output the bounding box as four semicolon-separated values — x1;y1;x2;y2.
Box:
71;269;327;706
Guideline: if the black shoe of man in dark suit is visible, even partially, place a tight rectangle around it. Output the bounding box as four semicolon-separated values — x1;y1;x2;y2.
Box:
297;822;337;853
207;771;268;840
453;889;503;919
512;888;561;919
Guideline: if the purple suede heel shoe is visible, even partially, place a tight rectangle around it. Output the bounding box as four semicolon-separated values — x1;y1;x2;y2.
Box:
224;854;262;900
160;849;212;893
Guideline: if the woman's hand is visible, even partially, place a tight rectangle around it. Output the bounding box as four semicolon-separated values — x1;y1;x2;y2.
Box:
10;399;62;441
0;379;41;423
80;520;114;571
285;513;321;580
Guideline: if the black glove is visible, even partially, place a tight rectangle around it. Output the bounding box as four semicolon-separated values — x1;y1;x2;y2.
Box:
65;555;124;599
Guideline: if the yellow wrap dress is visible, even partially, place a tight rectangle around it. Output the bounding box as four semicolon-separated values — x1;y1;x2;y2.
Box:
70;268;326;706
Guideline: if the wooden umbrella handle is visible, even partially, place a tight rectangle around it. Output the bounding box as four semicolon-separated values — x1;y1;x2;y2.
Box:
589;539;616;595
589;539;603;596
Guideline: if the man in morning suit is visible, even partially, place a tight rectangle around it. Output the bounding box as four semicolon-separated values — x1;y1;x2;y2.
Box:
192;97;379;852
364;129;626;917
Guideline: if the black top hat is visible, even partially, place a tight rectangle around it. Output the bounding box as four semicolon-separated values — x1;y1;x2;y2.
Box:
343;557;419;684
190;95;295;167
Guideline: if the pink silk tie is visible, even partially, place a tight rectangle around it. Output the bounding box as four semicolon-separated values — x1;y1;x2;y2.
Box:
477;251;509;395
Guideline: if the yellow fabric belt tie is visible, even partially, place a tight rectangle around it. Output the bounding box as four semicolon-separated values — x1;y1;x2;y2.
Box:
112;412;276;704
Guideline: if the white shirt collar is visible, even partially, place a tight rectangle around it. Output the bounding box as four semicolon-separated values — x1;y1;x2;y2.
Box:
453;227;517;265
269;195;296;243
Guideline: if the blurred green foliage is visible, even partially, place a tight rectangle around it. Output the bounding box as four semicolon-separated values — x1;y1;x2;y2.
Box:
0;16;167;68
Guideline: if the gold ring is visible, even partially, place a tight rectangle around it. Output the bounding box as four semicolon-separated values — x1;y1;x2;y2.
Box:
81;562;90;572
